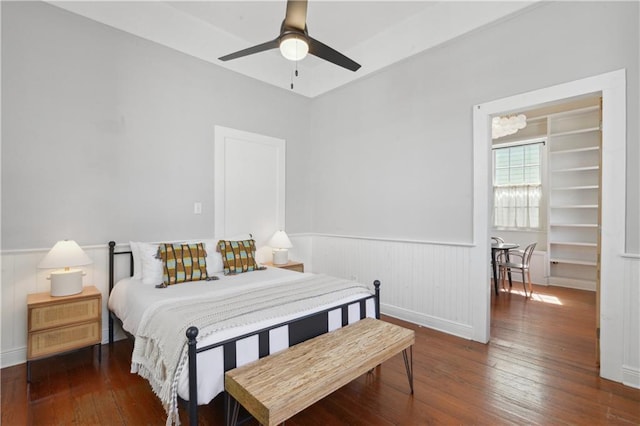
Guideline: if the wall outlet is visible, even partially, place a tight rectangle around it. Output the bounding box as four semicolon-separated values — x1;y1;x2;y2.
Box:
194;202;202;214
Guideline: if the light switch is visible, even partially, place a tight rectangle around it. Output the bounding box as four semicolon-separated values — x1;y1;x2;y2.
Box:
194;202;202;214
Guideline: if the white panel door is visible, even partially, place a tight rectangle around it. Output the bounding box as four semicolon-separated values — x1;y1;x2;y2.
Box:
214;126;285;252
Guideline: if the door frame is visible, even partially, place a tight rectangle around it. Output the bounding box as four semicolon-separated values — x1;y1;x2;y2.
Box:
471;69;627;383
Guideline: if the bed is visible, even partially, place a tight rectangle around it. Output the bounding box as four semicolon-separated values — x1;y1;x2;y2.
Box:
107;240;380;425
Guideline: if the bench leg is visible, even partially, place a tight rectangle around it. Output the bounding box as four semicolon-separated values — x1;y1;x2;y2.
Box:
402;346;414;394
225;392;240;426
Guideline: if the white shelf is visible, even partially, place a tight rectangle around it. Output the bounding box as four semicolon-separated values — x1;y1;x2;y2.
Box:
550;205;598;209
549;241;597;247
550;258;597;266
552;165;599;173
552;185;599;191
548;126;600;138
549;223;597;228
551;146;600;155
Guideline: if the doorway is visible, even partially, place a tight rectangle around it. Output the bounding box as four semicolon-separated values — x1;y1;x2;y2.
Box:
471;69;627;383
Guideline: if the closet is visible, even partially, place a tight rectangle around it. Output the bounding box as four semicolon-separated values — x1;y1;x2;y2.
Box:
546;103;601;290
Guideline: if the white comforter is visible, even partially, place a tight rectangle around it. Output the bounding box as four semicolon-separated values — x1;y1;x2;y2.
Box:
108;267;374;421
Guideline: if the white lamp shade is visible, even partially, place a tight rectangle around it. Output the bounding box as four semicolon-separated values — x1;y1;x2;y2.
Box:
268;231;293;249
38;240;93;269
39;240;92;297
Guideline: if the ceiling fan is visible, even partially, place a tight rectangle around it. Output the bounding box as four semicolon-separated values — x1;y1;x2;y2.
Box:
218;0;361;72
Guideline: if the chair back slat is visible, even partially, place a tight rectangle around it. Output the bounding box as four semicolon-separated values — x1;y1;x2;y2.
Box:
523;242;537;266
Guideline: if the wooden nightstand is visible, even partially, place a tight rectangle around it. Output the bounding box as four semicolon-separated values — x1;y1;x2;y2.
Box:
27;285;102;382
265;260;304;273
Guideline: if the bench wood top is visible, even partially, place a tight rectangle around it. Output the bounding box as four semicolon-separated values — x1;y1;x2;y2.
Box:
225;317;415;426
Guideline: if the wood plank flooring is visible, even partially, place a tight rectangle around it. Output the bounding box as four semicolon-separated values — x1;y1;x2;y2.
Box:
3;284;639;425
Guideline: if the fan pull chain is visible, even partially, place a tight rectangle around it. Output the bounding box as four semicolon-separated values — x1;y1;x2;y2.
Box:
290;62;300;90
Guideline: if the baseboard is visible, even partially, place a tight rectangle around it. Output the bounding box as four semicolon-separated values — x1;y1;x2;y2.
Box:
548;277;596;291
0;347;26;369
381;303;473;340
622;364;640;389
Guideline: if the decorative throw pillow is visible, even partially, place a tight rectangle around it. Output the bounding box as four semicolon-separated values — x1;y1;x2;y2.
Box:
156;242;208;286
217;239;258;275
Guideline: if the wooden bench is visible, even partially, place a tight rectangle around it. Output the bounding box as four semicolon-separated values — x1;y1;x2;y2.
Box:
224;317;415;426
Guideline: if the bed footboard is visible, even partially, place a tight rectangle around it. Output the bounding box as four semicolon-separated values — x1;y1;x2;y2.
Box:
185;280;381;426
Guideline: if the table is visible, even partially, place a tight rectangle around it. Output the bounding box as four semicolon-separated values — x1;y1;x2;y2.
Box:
27;285;102;382
491;242;519;295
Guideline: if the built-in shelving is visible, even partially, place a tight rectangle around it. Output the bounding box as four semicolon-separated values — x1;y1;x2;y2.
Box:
547;104;601;291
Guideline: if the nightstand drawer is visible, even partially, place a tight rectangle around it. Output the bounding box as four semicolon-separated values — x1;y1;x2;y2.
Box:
28;320;101;359
29;297;100;332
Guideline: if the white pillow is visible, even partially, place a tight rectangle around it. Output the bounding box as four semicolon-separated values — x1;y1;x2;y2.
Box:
224;233;253;241
129;241;142;280
139;242;163;285
200;239;223;274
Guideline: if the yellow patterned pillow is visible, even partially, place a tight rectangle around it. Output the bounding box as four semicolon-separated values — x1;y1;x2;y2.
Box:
156;242;208;286
217;239;258;275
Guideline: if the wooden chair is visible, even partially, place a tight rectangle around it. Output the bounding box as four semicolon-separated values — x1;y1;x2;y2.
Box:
496;242;536;297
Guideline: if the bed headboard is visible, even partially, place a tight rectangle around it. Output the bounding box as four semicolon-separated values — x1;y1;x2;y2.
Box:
108;241;134;343
108;241;133;294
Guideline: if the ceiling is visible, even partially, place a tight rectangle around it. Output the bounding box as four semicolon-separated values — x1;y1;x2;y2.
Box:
49;1;537;98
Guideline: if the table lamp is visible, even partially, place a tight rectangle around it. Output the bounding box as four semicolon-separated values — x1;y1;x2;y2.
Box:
38;240;93;296
269;231;293;265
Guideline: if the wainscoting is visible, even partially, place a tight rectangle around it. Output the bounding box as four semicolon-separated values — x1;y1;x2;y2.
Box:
2;239;638;389
295;234;476;339
622;254;640;388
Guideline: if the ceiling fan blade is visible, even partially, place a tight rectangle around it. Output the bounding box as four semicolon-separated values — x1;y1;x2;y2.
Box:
284;0;308;31
218;39;279;61
308;37;361;72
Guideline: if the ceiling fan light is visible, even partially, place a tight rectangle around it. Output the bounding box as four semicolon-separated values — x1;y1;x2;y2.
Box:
279;34;309;61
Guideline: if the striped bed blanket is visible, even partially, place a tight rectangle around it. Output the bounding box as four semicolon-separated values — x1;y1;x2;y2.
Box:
130;274;373;425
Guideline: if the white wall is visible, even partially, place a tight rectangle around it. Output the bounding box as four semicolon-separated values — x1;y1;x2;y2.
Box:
306;2;638;251
0;1;312;250
304;2;639;386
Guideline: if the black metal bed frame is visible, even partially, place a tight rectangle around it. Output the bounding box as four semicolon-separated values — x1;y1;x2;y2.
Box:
107;241;381;425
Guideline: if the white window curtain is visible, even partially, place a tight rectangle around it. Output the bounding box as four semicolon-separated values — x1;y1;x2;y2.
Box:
494;184;541;228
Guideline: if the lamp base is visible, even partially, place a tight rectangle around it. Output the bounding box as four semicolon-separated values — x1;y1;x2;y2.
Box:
272;249;289;265
50;269;83;297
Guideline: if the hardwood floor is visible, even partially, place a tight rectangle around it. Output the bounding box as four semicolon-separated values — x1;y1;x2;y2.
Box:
2;284;639;425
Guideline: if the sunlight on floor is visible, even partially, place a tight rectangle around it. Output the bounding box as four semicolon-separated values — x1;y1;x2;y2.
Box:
503;288;564;305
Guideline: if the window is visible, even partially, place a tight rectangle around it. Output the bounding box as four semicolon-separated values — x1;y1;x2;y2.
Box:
493;142;543;229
